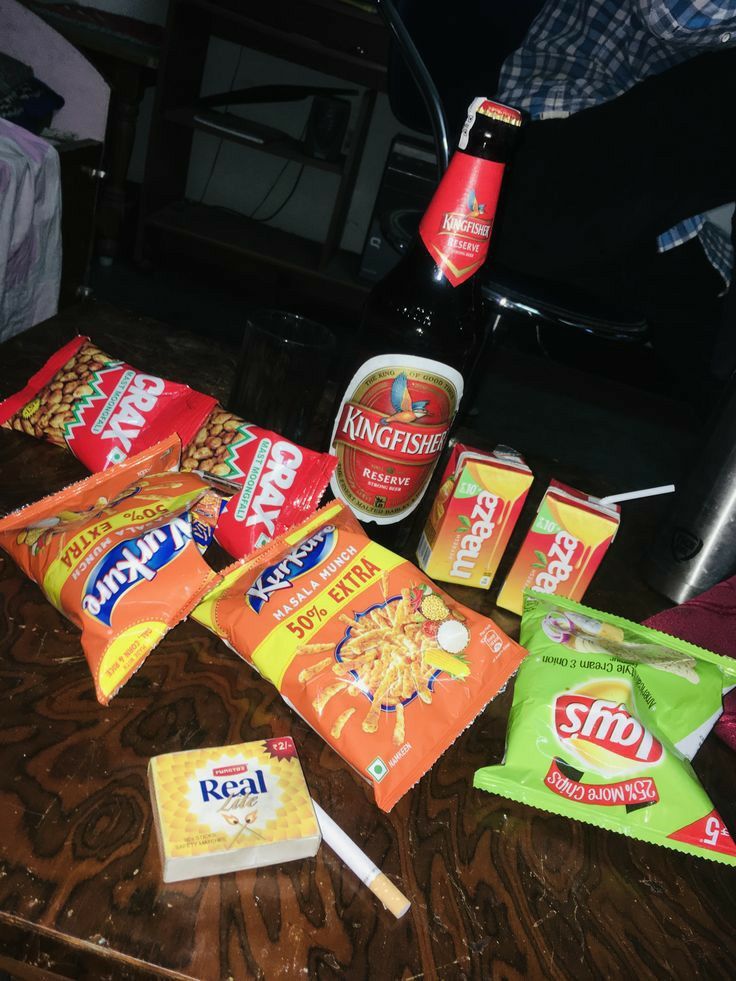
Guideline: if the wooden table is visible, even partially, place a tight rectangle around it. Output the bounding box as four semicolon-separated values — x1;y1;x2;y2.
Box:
1;303;735;979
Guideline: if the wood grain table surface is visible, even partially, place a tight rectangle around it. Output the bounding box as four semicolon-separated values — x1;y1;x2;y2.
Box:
0;302;735;980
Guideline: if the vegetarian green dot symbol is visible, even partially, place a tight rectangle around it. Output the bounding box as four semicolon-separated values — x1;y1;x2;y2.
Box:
367;757;388;782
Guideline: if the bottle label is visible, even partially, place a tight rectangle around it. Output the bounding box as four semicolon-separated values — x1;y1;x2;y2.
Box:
419;153;505;287
329;354;464;525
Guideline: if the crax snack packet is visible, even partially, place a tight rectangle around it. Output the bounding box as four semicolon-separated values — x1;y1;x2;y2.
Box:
192;500;525;812
0;339;335;561
0;436;221;705
184;406;335;560
474;592;736;864
0;337;217;470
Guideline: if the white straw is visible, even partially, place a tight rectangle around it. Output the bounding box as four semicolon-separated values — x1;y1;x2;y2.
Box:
312;800;410;919
599;484;675;506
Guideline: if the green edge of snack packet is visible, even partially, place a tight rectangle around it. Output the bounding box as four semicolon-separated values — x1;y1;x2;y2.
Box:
474;590;736;865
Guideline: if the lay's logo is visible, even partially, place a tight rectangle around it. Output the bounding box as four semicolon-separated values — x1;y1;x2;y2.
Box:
247;524;336;612
554;693;663;765
82;516;193;625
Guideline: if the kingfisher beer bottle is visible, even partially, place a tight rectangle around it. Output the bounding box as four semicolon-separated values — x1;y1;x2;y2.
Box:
329;97;522;546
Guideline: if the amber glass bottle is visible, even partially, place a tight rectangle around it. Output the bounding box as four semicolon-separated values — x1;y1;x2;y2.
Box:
329;98;522;550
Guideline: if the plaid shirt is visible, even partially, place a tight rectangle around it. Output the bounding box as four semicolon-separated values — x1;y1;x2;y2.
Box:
497;0;736;285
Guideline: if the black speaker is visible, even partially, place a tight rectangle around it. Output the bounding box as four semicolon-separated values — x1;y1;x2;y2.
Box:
359;135;437;283
304;96;351;161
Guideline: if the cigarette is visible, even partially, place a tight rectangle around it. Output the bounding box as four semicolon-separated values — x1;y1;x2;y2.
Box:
312;800;410;919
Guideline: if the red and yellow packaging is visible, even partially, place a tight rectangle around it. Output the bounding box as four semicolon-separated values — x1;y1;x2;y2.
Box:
417;443;533;588
0;336;216;470
192;500;525;812
0;436;220;704
496;480;620;615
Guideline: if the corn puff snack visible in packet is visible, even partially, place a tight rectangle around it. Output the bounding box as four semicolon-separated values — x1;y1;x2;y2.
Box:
474;592;736;865
0;337;217;470
183;406;335;560
0;436;221;705
192;500;525;812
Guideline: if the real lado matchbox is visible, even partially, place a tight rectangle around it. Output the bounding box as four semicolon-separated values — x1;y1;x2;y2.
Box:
148;738;321;883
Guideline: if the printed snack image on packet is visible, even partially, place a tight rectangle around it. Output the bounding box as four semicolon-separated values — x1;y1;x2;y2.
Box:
474;592;736;865
192;500;525;812
0;436;222;705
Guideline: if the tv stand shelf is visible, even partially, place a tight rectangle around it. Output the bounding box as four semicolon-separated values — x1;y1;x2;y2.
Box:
136;0;388;313
164;106;347;173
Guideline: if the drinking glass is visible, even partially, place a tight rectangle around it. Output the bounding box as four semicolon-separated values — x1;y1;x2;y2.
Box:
228;310;336;446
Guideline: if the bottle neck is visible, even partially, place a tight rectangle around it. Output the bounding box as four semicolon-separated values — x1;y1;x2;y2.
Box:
459;98;522;162
414;99;521;287
418;149;508;288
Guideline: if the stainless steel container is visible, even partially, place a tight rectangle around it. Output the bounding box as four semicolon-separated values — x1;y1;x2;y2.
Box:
645;384;736;603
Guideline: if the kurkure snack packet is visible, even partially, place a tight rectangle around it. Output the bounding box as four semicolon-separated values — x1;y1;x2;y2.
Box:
474;592;736;864
192;500;525;812
0;338;335;560
0;436;222;705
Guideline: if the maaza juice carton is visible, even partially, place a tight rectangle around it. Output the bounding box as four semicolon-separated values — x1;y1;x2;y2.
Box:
417;443;533;589
496;480;620;615
148;738;321;882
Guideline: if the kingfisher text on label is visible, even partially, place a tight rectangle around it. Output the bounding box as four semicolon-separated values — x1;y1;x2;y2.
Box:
337;405;447;460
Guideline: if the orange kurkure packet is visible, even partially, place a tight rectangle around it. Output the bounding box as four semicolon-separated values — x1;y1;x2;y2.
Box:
0;436;221;704
192;500;525;811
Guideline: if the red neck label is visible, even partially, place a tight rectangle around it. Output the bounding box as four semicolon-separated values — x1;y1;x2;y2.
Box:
419;153;505;287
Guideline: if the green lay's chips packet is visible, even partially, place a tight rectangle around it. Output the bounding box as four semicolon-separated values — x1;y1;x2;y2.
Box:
474;592;736;865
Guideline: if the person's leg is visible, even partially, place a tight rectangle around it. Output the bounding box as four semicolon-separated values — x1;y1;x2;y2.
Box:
490;46;735;400
710;207;736;381
492;46;736;284
642;238;726;402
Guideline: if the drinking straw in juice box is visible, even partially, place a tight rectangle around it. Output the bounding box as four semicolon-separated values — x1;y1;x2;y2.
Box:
496;480;620;615
417;443;533;589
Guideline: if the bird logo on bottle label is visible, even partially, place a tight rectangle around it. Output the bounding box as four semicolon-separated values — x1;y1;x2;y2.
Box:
329;354;463;525
419;154;505;287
